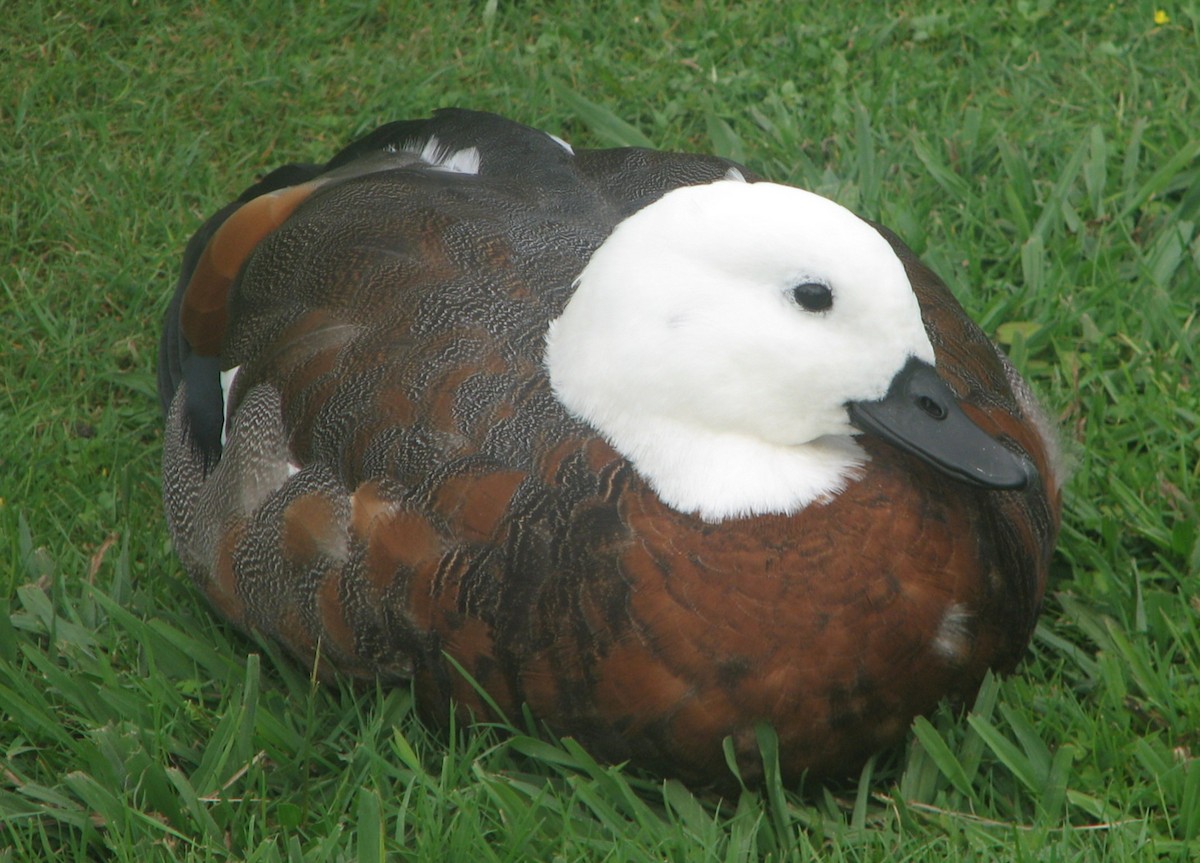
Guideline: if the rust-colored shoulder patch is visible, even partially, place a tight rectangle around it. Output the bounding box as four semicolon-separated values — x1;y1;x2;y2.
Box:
181;180;327;356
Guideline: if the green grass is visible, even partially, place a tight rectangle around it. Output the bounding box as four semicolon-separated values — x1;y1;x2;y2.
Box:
2;1;1198;859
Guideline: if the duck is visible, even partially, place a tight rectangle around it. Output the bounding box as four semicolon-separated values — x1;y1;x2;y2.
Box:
159;108;1062;788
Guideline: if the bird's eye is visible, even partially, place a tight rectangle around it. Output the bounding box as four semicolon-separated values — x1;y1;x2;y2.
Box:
790;282;833;312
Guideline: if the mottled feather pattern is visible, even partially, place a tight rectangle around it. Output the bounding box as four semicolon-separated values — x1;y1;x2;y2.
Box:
160;110;1060;787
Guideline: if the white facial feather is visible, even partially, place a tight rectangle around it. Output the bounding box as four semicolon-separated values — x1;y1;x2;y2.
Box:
544;180;935;521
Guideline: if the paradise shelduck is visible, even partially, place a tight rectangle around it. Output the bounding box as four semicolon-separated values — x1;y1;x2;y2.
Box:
159;108;1062;787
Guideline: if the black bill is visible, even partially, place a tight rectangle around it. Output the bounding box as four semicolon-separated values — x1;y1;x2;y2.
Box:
847;357;1036;490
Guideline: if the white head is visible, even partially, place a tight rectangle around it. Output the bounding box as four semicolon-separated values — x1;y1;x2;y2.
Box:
544;180;936;521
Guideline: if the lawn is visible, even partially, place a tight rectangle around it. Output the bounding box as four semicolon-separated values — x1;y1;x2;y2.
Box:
2;1;1198;860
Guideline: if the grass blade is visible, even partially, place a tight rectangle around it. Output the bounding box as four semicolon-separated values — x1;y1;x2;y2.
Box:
550;83;656;149
357;787;385;863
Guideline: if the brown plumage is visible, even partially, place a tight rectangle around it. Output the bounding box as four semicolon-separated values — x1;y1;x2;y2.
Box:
159;109;1060;787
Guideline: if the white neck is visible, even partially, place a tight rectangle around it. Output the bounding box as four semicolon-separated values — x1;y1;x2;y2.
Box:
608;415;867;521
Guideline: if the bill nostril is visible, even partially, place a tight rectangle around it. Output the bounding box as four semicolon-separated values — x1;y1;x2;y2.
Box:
915;395;947;420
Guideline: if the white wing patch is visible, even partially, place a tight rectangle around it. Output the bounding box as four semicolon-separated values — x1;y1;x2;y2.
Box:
413;135;482;174
547;132;575;155
391;130;571;175
219;365;241;449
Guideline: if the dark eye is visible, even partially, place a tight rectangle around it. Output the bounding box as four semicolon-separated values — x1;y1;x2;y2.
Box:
790;282;833;312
